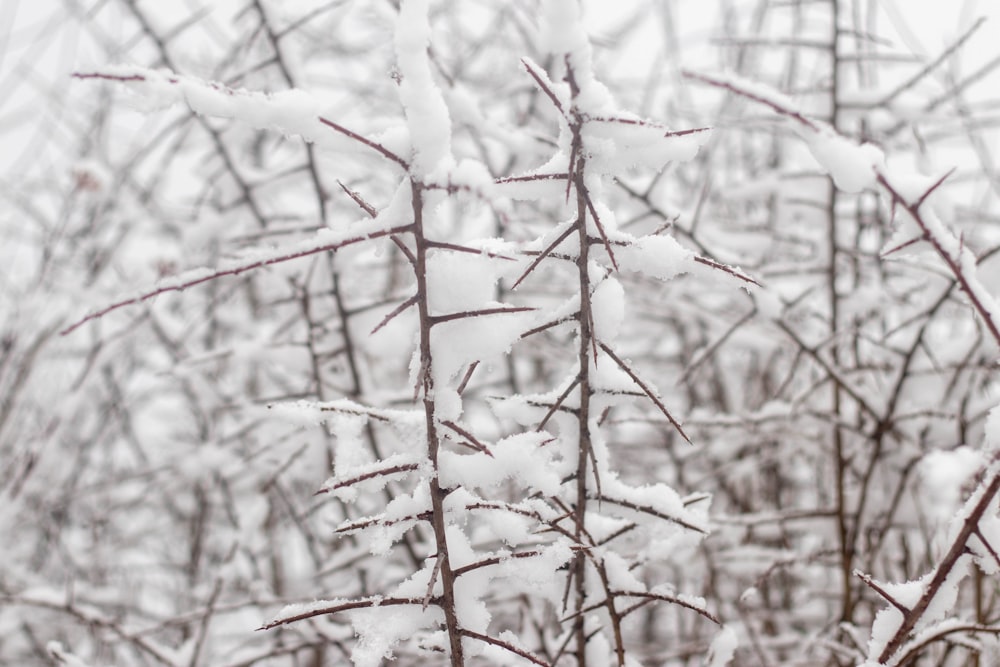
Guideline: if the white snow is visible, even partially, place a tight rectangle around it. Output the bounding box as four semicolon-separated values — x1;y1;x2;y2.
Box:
920;446;985;521
394;0;452;177
350;601;441;667
590;276;626;341
616;234;695;281
601;551;645;592
430;309;535;382
985;406;1000;453
438;431;562;496
425;249;503;315
805;131;884;194
83;65;393;158
705;626;738;667
584;120;709;174
321;452;428;503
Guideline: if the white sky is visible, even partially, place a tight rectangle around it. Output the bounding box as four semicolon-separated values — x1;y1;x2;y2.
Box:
0;0;998;181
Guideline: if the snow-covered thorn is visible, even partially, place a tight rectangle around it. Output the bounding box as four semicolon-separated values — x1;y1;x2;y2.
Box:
495;172;569;184
613;591;720;624
318;117;409;168
428;306;535;326
460;629;551;666
520;58;565;116
565;142;579;203
692;255;761;287
583;190;619;271
313;402;392;422
337;180;378;217
598;342;691;444
682;493;712;506
537;377;582;431
423;556;443;610
511;223;577;289
880;234;927;258
456;361;479;394
371;294;418;334
854;570;911;614
663;126;712;138
914;167;956;211
413;358;429;401
426;240;516;261
73;71;153;83
593;494;707;534
336;511;431;535
315;463;421;496
61;224;415;336
584;115;712;139
520;313;579;339
682;70;820;132
259;596;436;631
440;420;493;457
391;236;418;267
972;526;1000;569
452;550;545;578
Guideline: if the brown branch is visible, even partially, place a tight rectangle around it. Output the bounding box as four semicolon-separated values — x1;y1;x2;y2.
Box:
74;70;410;168
692;255;761;286
259;596;436;630
371;295;418;334
972;526;1000;570
878;173;1000;346
537;376;582;431
316;116;409;167
452;550;545;577
337;180;378;217
583;190;619;271
61;224;414;335
426;240;516;260
511;222;578;289
593;494;707;534
854;571;911;615
456;361;479;394
315;463;422;496
461;629;551;666
682;70;820;132
878;471;1000;662
520;58;565;115
612;591;720;624
598;342;690;443
429;306;536;325
495;172;569;184
336;511;431;535
440;420;494;457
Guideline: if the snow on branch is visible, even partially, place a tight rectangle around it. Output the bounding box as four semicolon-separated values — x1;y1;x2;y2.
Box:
684;69;885;193
877;171;1000;347
261;596;436;630
61;223;414;336
72;68;410;167
864;465;1000;663
687;66;1000;667
394;0;451;176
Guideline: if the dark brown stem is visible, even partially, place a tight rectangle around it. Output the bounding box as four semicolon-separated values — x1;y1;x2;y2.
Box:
411;181;466;667
61;225;413;335
565;57;596;667
878;472;1000;662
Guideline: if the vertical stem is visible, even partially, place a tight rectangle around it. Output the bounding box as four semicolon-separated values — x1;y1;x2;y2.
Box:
567;62;593;667
411;181;465;667
826;0;855;638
